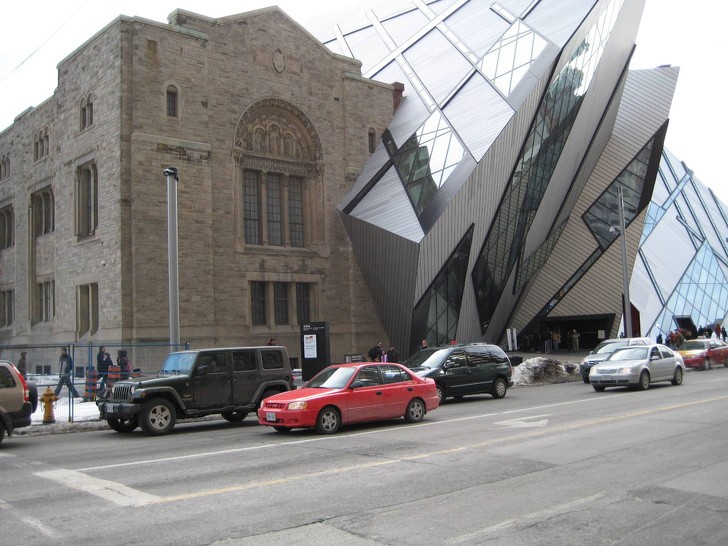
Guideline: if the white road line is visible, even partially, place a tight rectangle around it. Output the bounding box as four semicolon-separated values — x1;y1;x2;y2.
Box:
35;469;161;507
0;499;57;538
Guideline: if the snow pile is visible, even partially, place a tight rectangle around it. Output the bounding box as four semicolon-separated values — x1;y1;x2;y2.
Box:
512;356;581;387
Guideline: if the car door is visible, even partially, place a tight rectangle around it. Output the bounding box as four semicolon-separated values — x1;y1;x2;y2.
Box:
193;351;230;408
439;350;470;396
231;349;259;406
464;347;492;394
651;346;670;380
379;364;413;417
346;365;386;422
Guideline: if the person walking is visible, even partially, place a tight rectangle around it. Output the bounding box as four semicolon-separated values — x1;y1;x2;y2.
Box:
16;352;28;379
54;347;81;398
570;329;580;352
722;326;727;342
97;348;111;391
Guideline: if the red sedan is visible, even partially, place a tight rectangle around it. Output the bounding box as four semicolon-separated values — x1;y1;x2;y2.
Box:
677;338;728;370
258;362;440;434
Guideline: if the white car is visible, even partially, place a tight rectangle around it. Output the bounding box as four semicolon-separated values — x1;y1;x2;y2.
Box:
589;344;685;392
579;337;652;383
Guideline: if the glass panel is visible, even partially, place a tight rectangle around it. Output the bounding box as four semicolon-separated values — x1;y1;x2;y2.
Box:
410;226;474;352
479;20;547;96
391;110;464;215
251;281;266;326
296;283;310;324
274;282;288;325
266;173;282;246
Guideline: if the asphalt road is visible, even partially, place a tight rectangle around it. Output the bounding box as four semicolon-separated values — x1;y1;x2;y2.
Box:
2;368;727;545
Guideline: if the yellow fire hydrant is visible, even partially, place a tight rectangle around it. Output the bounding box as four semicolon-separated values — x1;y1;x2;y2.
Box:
41;387;59;424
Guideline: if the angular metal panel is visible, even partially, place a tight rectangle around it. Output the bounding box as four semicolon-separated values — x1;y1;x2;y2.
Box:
381;7;430;46
443;0;510;59
525;0;599;48
343;26;393;74
442;73;514;161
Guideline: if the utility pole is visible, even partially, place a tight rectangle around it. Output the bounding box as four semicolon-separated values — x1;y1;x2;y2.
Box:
163;167;180;347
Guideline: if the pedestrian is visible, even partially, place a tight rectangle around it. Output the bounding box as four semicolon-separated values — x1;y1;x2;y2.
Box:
722;326;727;342
656;333;663;345
386;344;399;363
17;351;28;380
570;329;580;352
267;338;277;346
418;339;429;351
118;350;132;380
368;341;383;362
54;347;81;397
97;348;111;390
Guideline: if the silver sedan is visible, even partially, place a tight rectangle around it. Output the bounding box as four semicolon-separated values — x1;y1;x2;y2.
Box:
589;344;685;392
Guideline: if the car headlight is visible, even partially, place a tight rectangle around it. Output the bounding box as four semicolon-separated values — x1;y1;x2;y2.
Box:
287;401;307;410
616;368;634;375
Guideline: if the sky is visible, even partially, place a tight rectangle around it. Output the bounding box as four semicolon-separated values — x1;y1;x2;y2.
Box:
1;0;725;204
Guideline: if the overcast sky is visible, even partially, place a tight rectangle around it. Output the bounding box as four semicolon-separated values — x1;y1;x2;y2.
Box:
1;0;725;205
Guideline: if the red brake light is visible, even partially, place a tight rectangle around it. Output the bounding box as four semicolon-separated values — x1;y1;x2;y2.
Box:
13;364;30;402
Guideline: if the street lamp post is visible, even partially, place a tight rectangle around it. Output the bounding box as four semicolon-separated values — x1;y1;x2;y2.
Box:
617;185;632;337
163;167;180;347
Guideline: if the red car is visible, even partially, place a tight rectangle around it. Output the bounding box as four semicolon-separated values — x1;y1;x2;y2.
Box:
677;338;728;370
257;362;440;434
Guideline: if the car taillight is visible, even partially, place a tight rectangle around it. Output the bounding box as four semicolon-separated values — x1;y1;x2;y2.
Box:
16;367;30;402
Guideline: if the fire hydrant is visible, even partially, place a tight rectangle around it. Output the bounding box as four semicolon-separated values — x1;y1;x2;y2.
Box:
41;387;59;424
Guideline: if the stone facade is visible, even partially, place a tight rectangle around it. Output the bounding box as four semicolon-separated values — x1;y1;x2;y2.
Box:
0;8;397;363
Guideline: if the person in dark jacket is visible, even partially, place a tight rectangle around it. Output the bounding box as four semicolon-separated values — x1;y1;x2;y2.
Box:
97;347;111;390
368;341;383;361
118;350;131;380
54;347;81;397
386;344;399;363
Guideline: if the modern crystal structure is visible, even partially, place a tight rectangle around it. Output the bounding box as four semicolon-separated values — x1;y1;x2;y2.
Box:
330;0;692;353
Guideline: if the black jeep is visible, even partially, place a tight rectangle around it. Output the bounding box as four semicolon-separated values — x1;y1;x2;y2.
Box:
97;346;293;435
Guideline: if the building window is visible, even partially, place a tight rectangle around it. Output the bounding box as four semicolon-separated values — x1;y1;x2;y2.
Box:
289;176;304;247
0;290;13;327
243;169;308;248
243;170;261;245
34;128;50;161
296;283;310;324
166;85;178;117
34;280;54;324
251;281;266;325
31;188;54;237
368;128;376;153
267;173;283;246
0;205;13;249
76;163;98;238
80;93;94;130
77;283;99;337
274;282;289;325
0;153;9;181
251;281;315;327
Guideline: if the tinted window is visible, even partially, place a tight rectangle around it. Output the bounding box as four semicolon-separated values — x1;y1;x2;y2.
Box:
445;350;467;369
232;351;256;372
465;349;489;368
659;346;675;358
0;366;15;388
199;353;227;374
380;365;410;384
356;366;383;386
261;350;284;369
309;366;356;388
489;347;509;364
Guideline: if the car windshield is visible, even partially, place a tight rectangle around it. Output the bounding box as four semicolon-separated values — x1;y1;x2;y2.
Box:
679;340;708;351
593;340;628;354
607;347;648;361
160;352;197;374
404;348;451;370
308;366;357;389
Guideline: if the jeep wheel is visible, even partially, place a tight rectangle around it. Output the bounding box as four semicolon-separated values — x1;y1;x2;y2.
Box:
221;411;248;422
107;416;138;433
491;377;508;399
0;424;5;445
315;406;341;434
404;399;425;423
139;398;176;436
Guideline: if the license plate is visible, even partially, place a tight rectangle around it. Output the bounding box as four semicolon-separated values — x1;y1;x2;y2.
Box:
266;412;277;422
106;403;118;413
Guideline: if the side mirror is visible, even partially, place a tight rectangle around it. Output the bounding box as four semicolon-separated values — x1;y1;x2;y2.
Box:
350;380;364;389
196;365;208;376
650;355;660;361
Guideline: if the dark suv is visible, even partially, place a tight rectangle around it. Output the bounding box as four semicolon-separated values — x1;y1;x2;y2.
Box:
404;344;513;401
0;361;38;445
98;346;294;436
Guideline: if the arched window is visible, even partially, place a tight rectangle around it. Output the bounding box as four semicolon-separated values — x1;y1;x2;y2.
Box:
80;98;87;130
166;85;178;117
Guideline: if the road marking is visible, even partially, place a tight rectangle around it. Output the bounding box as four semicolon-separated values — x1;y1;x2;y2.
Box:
494;414;550;428
0;499;57;538
446;493;607;544
35;469;161;507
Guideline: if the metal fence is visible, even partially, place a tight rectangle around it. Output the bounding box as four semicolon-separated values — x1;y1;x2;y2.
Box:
0;342;188;423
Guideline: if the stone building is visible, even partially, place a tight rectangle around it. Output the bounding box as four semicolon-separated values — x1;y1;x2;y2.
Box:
0;7;399;364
